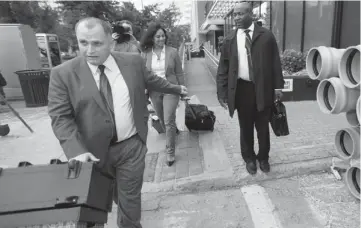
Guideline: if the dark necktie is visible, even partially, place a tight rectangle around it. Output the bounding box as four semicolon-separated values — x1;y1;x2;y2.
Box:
244;29;254;82
98;65;118;143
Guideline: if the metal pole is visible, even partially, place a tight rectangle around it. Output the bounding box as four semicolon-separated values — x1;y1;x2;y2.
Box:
188;44;191;60
0;94;34;133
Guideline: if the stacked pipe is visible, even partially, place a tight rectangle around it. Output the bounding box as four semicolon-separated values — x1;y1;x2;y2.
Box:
306;45;360;200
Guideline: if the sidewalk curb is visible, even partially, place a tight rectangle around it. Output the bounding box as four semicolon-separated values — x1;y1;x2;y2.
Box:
142;169;234;193
142;157;334;194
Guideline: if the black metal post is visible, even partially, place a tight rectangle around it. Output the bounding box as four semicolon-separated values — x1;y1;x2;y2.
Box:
300;0;306;53
331;1;343;48
282;0;287;52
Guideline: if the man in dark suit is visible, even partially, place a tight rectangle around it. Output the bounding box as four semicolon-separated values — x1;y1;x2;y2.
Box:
216;2;284;175
48;17;187;228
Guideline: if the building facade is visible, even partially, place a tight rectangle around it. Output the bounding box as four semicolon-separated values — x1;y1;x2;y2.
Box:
192;0;360;54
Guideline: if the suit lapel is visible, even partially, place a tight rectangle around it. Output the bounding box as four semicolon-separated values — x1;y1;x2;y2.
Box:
251;23;264;45
76;57;107;112
229;30;239;80
229;30;238;58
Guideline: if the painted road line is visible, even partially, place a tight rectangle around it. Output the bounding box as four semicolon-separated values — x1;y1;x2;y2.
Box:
241;184;283;228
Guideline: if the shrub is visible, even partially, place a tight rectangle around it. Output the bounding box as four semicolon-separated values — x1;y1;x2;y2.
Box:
281;49;306;74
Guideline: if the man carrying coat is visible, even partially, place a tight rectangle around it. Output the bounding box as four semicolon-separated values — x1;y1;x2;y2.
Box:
216;2;284;175
48;17;187;228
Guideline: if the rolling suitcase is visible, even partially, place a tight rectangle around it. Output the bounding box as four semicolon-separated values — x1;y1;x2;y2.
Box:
184;100;216;132
0;159;114;228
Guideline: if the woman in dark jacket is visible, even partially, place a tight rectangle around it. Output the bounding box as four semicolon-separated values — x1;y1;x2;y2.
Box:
140;22;184;166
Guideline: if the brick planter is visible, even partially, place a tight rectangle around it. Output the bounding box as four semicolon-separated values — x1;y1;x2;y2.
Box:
282;74;320;102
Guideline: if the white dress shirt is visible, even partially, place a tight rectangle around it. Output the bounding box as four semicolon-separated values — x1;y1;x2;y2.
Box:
87;55;137;142
151;46;166;78
237;23;254;81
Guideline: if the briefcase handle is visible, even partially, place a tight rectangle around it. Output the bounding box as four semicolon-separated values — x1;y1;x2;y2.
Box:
67;160;82;179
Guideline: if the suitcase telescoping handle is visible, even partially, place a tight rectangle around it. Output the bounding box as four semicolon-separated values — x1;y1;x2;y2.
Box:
181;96;197;120
181;96;214;121
176;69;197;120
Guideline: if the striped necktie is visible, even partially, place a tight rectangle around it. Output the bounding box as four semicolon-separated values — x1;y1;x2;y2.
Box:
98;64;118;143
244;29;254;82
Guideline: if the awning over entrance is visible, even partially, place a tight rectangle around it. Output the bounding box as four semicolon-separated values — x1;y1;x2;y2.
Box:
207;0;245;20
199;24;223;34
199;0;245;33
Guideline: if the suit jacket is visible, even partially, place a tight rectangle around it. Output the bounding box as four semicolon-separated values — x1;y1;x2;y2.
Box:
113;41;140;53
48;51;181;166
216;23;285;117
142;45;185;86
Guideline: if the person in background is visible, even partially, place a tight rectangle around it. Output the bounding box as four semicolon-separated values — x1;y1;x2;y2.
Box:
216;2;284;175
0;69;7;105
199;42;205;57
140;22;185;166
48;17;188;228
112;20;140;53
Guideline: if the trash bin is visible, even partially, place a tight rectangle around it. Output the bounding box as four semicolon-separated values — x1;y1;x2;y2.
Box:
15;69;50;107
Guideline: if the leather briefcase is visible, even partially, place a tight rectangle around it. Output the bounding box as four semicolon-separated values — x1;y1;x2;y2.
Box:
270;100;290;137
0;159;114;228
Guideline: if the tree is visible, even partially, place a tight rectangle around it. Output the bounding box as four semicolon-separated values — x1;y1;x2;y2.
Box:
0;1;59;34
55;1;122;51
139;4;161;28
111;2;161;41
56;1;121;25
0;2;16;23
157;2;181;30
33;4;59;34
0;0;187;51
177;24;191;42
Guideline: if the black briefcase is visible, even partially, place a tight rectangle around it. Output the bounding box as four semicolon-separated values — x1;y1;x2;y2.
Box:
269;100;290;136
185;101;216;132
0;159;114;228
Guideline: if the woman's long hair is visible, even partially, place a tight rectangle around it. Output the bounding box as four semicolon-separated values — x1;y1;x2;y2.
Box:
139;22;168;52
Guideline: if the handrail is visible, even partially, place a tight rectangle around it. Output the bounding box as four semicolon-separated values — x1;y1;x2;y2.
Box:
203;47;220;67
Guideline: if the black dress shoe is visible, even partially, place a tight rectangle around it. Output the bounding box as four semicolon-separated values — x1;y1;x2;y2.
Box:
166;160;175;166
246;161;257;175
166;154;175;167
259;160;270;173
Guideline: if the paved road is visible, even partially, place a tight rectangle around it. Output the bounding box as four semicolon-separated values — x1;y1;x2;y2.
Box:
106;172;360;228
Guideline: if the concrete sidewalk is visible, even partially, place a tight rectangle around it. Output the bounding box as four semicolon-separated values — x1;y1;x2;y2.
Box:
0;58;359;228
0;57;234;194
106;172;360;228
0;58;350;191
189;57;349;185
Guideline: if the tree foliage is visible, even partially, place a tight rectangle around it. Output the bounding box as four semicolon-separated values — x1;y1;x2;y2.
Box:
0;1;191;52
